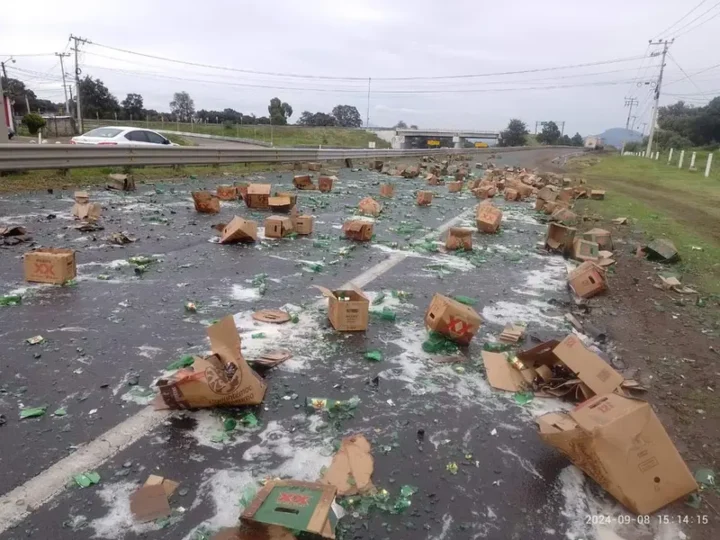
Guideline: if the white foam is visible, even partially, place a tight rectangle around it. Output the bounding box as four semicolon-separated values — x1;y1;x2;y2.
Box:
89;481;159;539
231;284;260;302
482;300;563;329
137;345;163;359
183;410;253;449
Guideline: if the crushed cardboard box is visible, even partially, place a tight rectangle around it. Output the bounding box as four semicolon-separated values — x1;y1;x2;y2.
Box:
416;191;433;206
72;191;102;221
318;176;334;193
645;239;679;263
130;483;171;523
499;323;526;343
343;220;373;242
269;196;293;214
294;215;314;235
590;190;606;200
321;434;374;496
107;173;135;191
582;228;613;251
476;204;502;234
1;225;32;246
293;175;316;190
612;217;628;225
572;238;600;262
379;184;394;198
216;185;238;201
482;351;535;392
538;392;697;515
314;284;369;331
551;207;578;225
402;166;420;178
545;223;576;253
192;191;220;214
504;188;520;201
265;216;294;238
220;217;258;244
154;315;266;409
24;248;76;285
358;197;381;217
307;162;321;172
568;261;607;299
246;184;271;209
445;227;473;251
447;181;463;193
275;191;297;208
425;293;482;346
426;174;441;186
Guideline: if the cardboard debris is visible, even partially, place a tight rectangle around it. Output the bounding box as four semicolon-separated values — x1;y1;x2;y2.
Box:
416;191;433;206
402;166;420;178
318;176;334;193
568;261;607;299
476;204;502;233
538;392;697;515
426;174;441;186
307;162;321;172
343;220;373;242
645;239;679;263
268;196;293;214
482;351;535;392
371;160;384;171
241;480;339;540
358;197;381;216
144;474;180;498
504;188;520;201
658;275;698;294
253;349;292;368
24;248;76;285
572;238;600;262
220;217;258;244
551;207;578;225
545;223;576;253
321;434;374;496
536;186;559;202
252;309;291;323
314;284;370;331
293;175;316;190
379;184;394;198
236;182;249;201
582;228;613;251
590;189;606;200
294;215;314;235
265;216;294;238
447;180;463;193
108;232;135;245
130;483;171;523
597;250;616;267
472;186;492;199
611;217;628;225
275;192;297;208
192;191;220;214
216;185;238;201
107;173;135;191
499;323;526;343
154;315;266;409
246;184;271;209
425;293;482;346
72;191;102;221
0;226;32;245
445;227;473;251
558;188;575;203
76;221;103;232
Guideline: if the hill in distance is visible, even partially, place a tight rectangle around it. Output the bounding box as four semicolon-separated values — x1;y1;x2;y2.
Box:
596;127;643;148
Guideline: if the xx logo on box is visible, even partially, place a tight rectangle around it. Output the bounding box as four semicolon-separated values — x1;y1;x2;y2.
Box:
34;261;56;278
447;317;470;337
277;492;311;506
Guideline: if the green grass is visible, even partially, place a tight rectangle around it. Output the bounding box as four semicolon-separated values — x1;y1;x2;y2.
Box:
570;153;720;293
84;120;391;149
163;133;193;146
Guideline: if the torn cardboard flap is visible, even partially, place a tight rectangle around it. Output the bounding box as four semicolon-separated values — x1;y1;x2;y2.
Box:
499;323;526;343
482;351;535;392
144;474;180;498
538;392;698;515
130;484;171;523
221;217;258;244
321;434;374;496
552;335;623;396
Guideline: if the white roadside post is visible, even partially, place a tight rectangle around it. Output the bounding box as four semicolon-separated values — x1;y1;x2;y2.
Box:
655;151;660;160
689;151;697;171
705;153;713;178
678;150;685;169
668;148;674;164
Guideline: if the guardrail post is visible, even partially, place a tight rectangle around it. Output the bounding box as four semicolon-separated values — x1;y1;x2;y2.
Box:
689;151;697;171
678;150;685;169
667;148;673;164
705;153;713;178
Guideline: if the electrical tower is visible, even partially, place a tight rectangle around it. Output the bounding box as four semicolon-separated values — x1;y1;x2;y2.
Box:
624;97;638;130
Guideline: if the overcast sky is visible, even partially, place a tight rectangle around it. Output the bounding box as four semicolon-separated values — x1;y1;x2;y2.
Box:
2;0;719;135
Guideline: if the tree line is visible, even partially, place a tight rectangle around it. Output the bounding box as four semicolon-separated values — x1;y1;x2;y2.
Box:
498;119;584;147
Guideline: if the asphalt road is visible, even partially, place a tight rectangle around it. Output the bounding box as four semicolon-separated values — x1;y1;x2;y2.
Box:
0;148;688;540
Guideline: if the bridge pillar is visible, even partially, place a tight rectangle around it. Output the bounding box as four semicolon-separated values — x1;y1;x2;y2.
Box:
453;136;465;149
392;135;406;150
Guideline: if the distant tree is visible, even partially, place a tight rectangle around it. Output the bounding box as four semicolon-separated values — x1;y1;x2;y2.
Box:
268;97;293;125
77;76;120;119
498;118;528;147
570;132;584;146
256;116;271;125
170;91;195;122
121;93;144;120
297;111;337;126
410;124;418;129
558;134;572;145
394;120;408;129
536;121;562;145
331;105;362;127
22;113;46;135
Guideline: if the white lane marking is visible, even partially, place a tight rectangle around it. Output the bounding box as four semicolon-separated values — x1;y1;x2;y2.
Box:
0;408;170;533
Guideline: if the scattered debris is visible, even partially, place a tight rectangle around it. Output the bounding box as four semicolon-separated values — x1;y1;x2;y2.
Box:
322;434;374;495
26;335;45;345
499;323;526;343
107;173;136;191
252;309;291;323
71;191;101;221
107;232;135;245
645;239;680;263
445;227;473;251
252;349;292;368
73;471;101;488
0;225;32;245
20;405;47;419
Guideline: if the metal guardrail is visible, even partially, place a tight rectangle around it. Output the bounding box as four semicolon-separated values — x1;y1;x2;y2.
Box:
0;144;563;172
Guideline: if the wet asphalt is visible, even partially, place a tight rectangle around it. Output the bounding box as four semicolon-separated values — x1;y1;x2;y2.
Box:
0;147;634;540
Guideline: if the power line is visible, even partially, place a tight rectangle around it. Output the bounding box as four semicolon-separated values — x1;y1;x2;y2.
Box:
87;40;649;82
668;53;704;93
673;8;720;38
665;61;720;86
664;1;720;39
653;0;709;38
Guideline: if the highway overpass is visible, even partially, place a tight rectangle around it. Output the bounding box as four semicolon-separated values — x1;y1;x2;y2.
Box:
374;128;500;149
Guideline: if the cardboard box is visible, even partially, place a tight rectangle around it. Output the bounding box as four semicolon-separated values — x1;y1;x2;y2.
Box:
553;335;624;396
236;182;249;201
268;196;292;213
558;188;575;203
371;160;384;171
534;198;546;211
416;191;433;206
476;204;502;233
536;186;558;202
379;184;394;198
572;238;600;262
545;223;576;253
568;261;607;299
538;392;697;515
454;171;466;182
246;184;271;209
543;201;558;215
504;188;520;201
264;216;294;238
241;480;339;539
318;176;334;193
447;181;463;193
275;191;297;208
358;197;381;216
473;186;492;199
590;190;606;200
424;293;482;346
24;248;76;284
295;215;314;235
402;166;420;178
343;220;373;241
107;173;135;191
551;207;578;225
445;227;473;251
192;191;220;214
293;175;316;190
426;174;440;186
583;228;613;251
314;285;370;331
307;162;321;172
216;185;238;201
155;316;266;409
220;217;257;244
72;191;102;221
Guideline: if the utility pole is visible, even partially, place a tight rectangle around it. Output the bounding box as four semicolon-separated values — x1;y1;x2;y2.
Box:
365;78;371;128
55;52;71;118
0;76;8;143
624;97;638;130
0;60;8;79
645;39;673;158
70;34;90;133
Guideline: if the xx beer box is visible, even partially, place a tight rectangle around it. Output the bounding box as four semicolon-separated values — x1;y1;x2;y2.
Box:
314;285;369;331
425;293;482;345
24;248;76;285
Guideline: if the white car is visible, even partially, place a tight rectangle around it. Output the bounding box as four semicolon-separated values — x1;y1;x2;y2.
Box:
71;127;177;146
